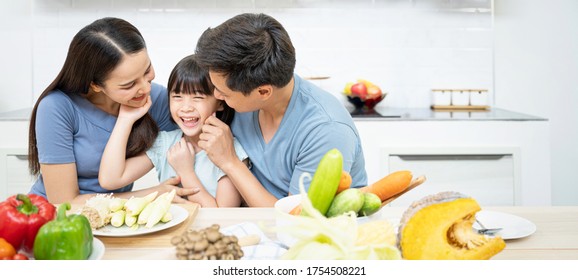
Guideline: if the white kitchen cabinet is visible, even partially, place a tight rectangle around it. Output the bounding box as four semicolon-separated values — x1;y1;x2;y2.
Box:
1;149;35;200
386;148;517;207
354;118;551;206
0;118;31;200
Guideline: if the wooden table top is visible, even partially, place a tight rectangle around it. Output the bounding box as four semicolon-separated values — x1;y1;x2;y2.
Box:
90;205;578;260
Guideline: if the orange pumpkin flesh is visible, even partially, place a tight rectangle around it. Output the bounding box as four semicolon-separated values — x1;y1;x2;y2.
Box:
398;192;506;260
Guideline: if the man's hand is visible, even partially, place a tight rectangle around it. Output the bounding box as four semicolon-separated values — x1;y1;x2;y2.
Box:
157;176;200;204
199;115;237;170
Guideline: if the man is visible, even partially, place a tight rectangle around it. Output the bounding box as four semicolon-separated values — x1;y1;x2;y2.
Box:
196;13;367;207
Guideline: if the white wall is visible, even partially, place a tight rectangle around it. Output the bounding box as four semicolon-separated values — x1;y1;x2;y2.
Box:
0;0;34;110
494;0;578;205
0;0;493;111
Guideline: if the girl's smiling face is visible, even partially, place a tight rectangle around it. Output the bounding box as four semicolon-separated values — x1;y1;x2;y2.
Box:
170;91;222;140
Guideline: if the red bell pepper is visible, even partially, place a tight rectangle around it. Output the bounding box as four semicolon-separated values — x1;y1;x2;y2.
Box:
0;194;56;254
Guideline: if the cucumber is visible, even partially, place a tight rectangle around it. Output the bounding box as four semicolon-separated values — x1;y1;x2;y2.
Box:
307;149;343;216
358;192;382;217
326;188;365;218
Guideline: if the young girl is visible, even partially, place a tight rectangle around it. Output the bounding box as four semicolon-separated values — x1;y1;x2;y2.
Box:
99;54;248;207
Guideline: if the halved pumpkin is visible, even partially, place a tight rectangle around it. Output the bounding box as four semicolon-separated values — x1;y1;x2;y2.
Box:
398;191;506;260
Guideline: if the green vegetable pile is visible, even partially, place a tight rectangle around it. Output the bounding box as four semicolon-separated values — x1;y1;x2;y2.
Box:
275;173;401;260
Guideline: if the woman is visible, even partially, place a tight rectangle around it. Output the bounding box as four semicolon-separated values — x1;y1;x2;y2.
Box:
27;17;197;204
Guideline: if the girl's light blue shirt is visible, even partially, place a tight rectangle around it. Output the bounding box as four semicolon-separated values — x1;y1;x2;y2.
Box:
146;129;248;196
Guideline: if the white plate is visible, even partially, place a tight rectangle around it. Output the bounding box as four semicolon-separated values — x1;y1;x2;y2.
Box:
93;204;189;237
88;237;105;260
474;210;537;240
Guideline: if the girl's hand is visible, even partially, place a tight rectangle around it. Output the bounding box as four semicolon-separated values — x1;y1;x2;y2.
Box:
167;137;196;176
118;95;152;123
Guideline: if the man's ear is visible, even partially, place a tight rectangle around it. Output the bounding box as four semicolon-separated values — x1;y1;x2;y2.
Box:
257;85;273;100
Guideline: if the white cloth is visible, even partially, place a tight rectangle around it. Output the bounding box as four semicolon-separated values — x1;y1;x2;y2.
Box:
221;222;287;260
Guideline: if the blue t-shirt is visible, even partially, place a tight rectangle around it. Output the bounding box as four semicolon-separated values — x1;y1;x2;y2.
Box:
231;75;368;198
146;129;248;197
29;83;177;198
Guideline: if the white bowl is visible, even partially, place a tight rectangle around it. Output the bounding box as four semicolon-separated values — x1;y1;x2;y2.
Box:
274;194;302;247
275;193;302;213
273;194;385;247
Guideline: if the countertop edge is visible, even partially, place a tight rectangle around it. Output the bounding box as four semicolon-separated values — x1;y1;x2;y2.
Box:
0;107;548;122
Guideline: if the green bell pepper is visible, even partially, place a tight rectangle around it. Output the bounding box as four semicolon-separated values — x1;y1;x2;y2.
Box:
33;203;93;260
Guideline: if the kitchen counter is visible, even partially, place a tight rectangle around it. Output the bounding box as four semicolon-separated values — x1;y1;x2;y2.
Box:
97;205;578;260
0;108;31;121
0;105;552;205
0;107;547;122
350;107;547;121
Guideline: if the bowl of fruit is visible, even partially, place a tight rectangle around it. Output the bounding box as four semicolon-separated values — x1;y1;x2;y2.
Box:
343;79;387;111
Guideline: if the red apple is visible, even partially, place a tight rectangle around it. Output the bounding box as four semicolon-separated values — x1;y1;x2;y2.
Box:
350;82;367;99
367;85;382;99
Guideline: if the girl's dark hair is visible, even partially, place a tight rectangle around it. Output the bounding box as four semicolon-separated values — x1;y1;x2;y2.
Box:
28;17;158;176
167;54;235;125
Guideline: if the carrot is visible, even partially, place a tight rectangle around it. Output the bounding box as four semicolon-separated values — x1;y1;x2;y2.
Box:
336;170;352;194
289;204;302;215
360;170;413;201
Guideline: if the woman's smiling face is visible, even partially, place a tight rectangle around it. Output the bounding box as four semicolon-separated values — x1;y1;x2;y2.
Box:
170;91;222;138
98;50;156;108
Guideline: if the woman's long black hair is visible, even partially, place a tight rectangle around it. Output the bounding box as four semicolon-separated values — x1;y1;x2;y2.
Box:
28;17;158;175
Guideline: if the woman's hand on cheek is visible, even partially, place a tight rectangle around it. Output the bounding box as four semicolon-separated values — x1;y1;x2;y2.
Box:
118;95;152;122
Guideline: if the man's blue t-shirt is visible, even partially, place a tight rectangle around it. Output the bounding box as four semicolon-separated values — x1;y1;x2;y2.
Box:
231;75;368;198
29;83;176;198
